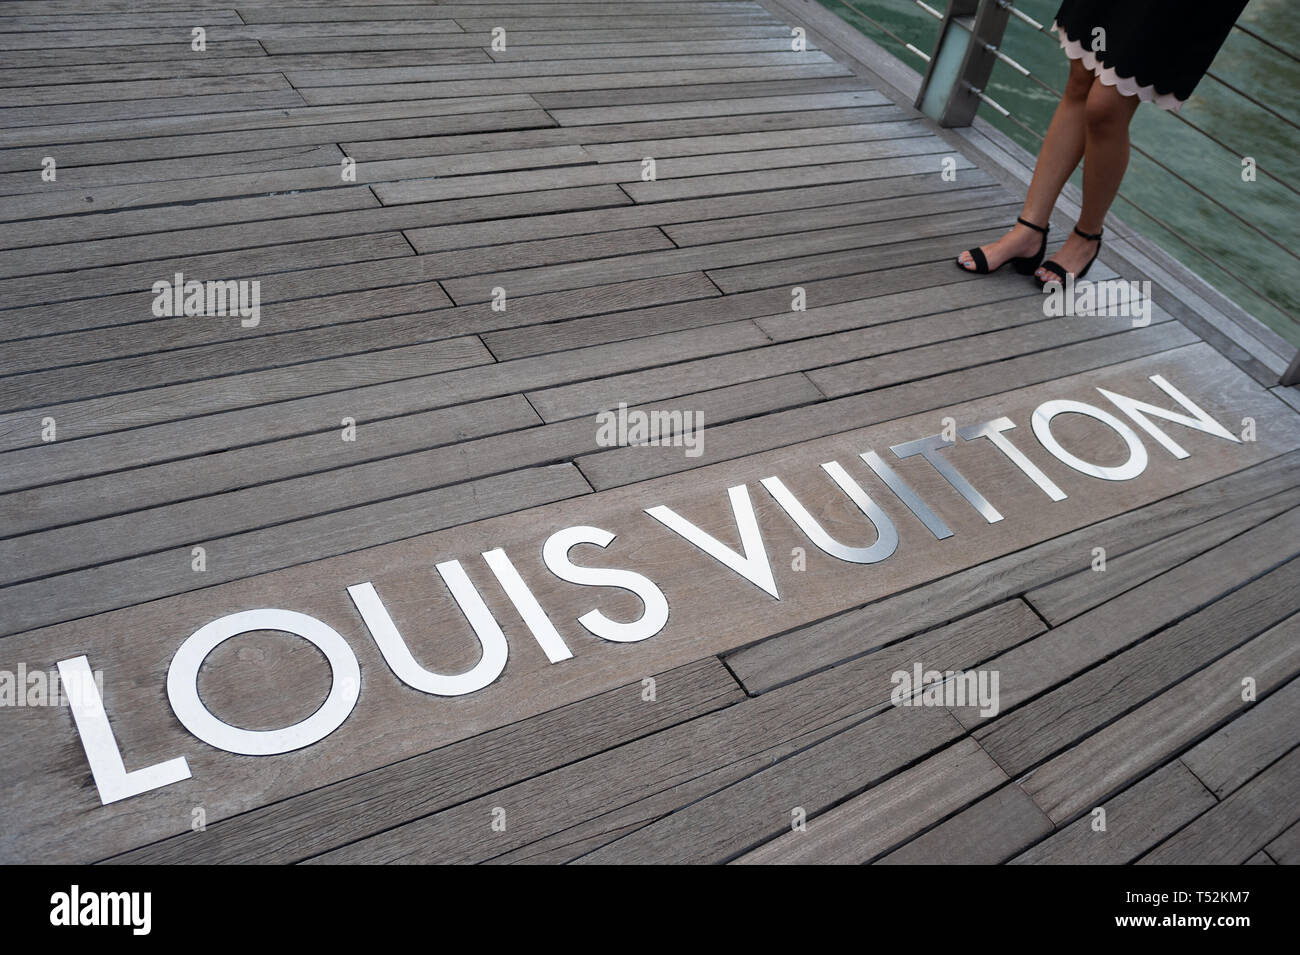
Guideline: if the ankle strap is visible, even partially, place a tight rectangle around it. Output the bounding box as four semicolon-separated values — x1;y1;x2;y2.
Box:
1073;225;1104;241
1016;216;1049;235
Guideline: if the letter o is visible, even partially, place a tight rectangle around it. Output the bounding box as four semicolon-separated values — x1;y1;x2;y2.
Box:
167;609;360;756
1031;399;1147;481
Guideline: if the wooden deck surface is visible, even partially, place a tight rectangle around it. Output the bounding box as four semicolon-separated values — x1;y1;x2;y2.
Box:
1;0;1298;865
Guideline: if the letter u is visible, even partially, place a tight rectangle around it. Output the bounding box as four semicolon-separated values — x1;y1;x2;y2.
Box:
347;560;507;696
761;461;898;564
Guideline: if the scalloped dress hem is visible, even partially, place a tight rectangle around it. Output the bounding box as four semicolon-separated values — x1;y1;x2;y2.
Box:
1054;20;1187;112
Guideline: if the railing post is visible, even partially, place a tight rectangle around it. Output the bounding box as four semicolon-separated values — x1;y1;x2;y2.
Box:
1283;351;1300;388
915;0;1012;126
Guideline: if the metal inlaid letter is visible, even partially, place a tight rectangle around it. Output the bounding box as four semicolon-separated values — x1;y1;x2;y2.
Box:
1097;375;1239;459
761;461;898;564
959;417;1067;502
860;450;953;540
482;547;572;663
167;609;360;756
348;562;508;697
59;655;191;805
1031;400;1148;481
542;526;669;643
645;484;779;598
891;434;1003;524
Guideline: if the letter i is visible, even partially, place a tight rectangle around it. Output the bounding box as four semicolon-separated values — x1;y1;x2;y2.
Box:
482;549;573;663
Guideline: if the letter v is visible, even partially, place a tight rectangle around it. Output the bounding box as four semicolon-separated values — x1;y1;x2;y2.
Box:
645;484;779;598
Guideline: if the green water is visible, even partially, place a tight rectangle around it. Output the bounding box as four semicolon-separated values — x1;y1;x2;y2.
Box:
818;0;1300;350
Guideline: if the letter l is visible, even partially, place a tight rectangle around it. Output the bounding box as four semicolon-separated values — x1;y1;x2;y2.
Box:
58;656;191;805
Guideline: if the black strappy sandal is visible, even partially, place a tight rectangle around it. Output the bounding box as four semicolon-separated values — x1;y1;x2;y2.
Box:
1036;226;1103;288
956;217;1049;276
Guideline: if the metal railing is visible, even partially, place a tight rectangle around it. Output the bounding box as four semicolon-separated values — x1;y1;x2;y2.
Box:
839;0;1300;386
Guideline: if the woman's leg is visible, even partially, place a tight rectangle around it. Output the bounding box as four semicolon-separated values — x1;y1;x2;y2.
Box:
1034;78;1140;281
958;57;1093;271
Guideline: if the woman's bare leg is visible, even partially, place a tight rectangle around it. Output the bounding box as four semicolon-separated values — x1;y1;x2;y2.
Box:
1035;78;1140;281
958;57;1093;271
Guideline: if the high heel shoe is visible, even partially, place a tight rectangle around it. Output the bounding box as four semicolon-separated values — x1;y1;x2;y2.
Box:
956;217;1049;276
1036;226;1103;288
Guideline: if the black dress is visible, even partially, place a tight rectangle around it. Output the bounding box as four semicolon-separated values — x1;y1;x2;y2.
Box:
1054;0;1249;110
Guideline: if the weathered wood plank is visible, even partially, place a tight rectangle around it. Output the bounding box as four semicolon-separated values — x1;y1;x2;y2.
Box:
1264;821;1300;864
237;4;765;24
339;706;964;864
0;105;548;178
732;738;1008;864
1011;761;1217;865
0;11;245;31
0;233;676;404
0;90;308;130
296;65;855;107
0;270;707;390
349;105;912;163
406;170;997;254
547;90;887;126
0;394;539;539
630;153;970;205
0;106;555;174
374;137;946;207
664;183;1011;246
1018;615;1300;824
875;783;1054;865
0;40;267;67
0;278;445;374
531;77;869;111
0;23;463;51
0;143;355;200
444;210;1003;313
453;17;787;33
0;278;725;480
968;547;1300;771
0;95;543;150
579;118;931;164
490;601;1044;864
2;333;493;436
530;272;1136;424
1;375;818;583
107;658;745;864
1025;486;1300;625
0;232;415;311
1180;676;1300;797
285;52;842;87
0;462;593;637
0;139;579;205
258;26;796;57
488;38;817;62
1139;747;1300;865
0;144;590;223
0;50;492;87
578;318;1183;492
0;319;764;454
1;73;294;109
753;268;1025;341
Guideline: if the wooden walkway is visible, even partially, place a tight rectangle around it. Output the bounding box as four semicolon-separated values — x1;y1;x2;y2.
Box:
1;0;1298;865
